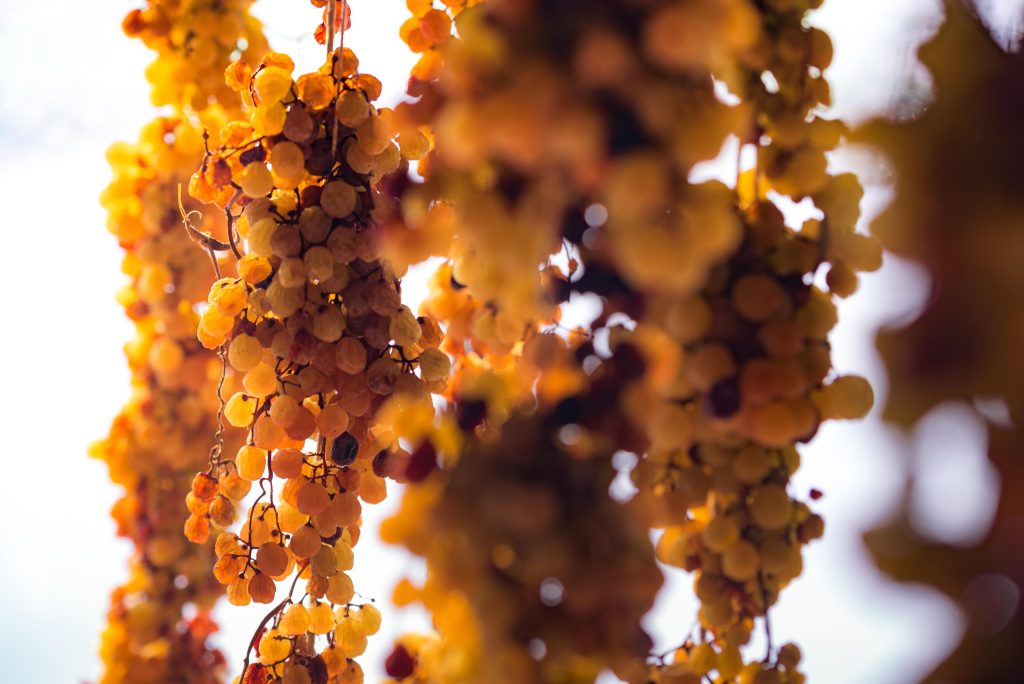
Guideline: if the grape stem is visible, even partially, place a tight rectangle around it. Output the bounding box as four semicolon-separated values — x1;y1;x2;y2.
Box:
224;188;244;260
178;182;229;474
326;0;348;57
209;346;228;474
329;0;348;160
326;0;336;55
177;184;229;269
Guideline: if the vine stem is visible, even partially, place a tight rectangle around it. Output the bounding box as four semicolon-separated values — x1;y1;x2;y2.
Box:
326;0;347;58
326;0;337;56
209;347;228;474
330;0;348;158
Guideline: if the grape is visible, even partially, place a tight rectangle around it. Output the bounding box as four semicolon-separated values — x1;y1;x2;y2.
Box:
252;102;287;136
290;524;322;559
336;336;368;374
299;206;332;243
270;395;300;428
254;66;293;103
296;72;335;110
311;544;338;577
418;347;451;382
271;448;304;479
316;404;350;438
270;141;306;186
337;617;369;657
385;644;415;679
358;603;382;635
665;296;713;343
225;393;258;428
236;445;267;481
749;484;792;530
327;571;355;605
336;90;370;128
229;334;263;371
191;472;218;502
295;480;330;515
335;540;356;573
389;306;421;348
304;246;334;282
321;181;358;218
228;577;252;607
355;114;392;155
733;274;786;323
252;415;285;450
280;603;310;636
309;602;335;635
209;496;236;526
686;344;737;392
184;513;211;544
258;627;291;662
282;664;312;684
701;516;740;553
249;572;277;604
242;363;277;397
225;60;252;91
256;542;289;577
813;375;873;420
330;432;359;466
722;541;760;582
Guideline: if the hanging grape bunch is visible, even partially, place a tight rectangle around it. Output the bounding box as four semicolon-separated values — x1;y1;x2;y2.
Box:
93;1;269;681
182;11;450;676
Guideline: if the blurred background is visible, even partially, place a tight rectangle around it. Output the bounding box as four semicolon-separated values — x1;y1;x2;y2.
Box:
0;0;1020;681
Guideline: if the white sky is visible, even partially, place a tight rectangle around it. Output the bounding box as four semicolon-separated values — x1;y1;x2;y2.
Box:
1;0;1019;682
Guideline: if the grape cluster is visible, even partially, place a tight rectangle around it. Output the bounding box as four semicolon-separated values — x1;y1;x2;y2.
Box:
387;0;753;334
381;396;663;683
625;1;878;679
375;1;878;683
95;114;237;684
183;45;450;683
93;1;267;680
122;0;269;113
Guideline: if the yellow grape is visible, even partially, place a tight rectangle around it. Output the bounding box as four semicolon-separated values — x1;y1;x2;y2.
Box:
281;603;311;636
271;141;306;186
224;392;257;428
236;445;267;481
242;363;277;398
259;627;291;662
722;541;760;582
254;66;293;103
228;334;262;372
309;602;335;635
240;163;274;198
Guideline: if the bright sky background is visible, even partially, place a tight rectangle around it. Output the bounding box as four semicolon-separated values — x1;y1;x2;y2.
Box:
0;1;1019;682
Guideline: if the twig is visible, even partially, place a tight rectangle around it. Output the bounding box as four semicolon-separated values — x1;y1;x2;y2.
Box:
224;187;244;260
178;184;229;279
209;346;228;474
326;0;336;56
